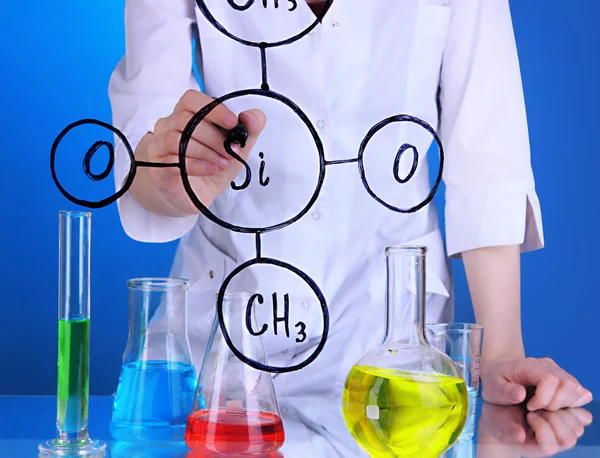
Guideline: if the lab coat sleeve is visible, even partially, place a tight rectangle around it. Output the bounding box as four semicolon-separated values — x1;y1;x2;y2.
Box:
439;0;544;257
108;0;200;243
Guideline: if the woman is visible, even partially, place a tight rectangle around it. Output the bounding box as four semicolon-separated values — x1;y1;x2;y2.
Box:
109;0;591;408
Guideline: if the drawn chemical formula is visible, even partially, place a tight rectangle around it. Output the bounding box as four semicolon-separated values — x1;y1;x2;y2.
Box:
50;0;444;374
246;293;307;344
227;0;299;11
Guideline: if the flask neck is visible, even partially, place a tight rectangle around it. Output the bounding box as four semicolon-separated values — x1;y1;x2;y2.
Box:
382;247;427;346
126;279;190;343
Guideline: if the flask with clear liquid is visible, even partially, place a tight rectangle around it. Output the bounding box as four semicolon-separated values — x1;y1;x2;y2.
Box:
110;278;197;443
185;292;285;455
342;246;468;458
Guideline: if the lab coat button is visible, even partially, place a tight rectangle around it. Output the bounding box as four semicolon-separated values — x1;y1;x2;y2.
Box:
311;211;322;221
317;120;325;129
331;20;340;29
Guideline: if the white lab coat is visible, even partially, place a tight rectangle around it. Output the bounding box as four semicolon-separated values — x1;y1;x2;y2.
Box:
108;0;544;397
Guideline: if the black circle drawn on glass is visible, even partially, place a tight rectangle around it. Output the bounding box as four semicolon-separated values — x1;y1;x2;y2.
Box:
357;114;444;213
50;119;136;209
195;0;333;48
179;88;326;234
216;257;329;374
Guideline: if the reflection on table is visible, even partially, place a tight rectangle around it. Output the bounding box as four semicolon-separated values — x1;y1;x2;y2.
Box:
472;402;595;458
0;396;597;457
274;397;597;458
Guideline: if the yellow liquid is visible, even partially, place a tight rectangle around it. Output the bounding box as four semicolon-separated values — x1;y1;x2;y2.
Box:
342;366;468;458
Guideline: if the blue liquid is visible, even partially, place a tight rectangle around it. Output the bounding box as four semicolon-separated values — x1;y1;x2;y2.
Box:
111;441;190;458
110;360;197;443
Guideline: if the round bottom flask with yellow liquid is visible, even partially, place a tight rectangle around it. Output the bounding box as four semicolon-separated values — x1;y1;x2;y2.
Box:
342;247;468;458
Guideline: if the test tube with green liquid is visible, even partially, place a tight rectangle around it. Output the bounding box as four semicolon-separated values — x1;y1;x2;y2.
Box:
39;211;106;456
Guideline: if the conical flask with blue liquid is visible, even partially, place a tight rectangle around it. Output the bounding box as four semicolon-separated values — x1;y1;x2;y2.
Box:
110;278;197;443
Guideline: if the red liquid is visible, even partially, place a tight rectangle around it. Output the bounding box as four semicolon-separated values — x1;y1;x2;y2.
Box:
185;409;285;455
186;452;283;458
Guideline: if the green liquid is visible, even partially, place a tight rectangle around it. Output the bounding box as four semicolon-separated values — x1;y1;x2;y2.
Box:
57;318;90;434
342;366;468;458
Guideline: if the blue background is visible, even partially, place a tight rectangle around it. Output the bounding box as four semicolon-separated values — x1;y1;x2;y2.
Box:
0;1;598;395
